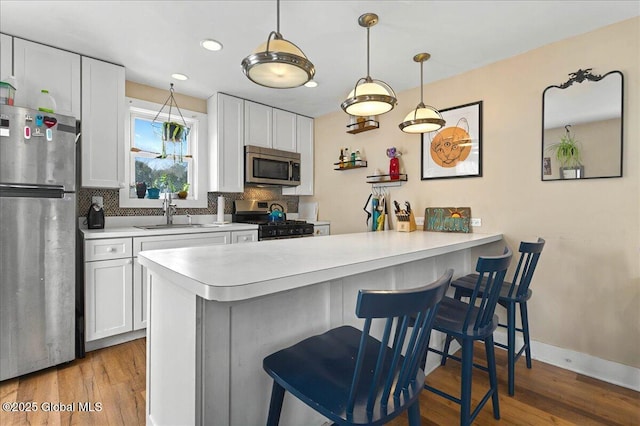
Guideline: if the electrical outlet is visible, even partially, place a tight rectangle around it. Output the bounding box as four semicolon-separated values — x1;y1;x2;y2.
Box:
415;216;424;226
92;196;103;208
470;218;482;227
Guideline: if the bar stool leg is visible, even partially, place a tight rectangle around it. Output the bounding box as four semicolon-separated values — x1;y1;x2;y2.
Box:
507;301;517;396
407;401;421;426
485;335;500;419
441;334;453;366
520;301;532;368
460;339;474;426
266;381;285;426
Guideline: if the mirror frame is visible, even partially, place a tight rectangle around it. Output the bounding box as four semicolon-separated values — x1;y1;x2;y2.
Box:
541;68;624;181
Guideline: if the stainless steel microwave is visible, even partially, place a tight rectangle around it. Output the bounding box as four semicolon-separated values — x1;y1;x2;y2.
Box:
245;145;301;186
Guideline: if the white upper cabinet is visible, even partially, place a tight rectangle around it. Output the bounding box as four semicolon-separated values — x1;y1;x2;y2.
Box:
283;115;314;196
0;34;12;82
210;93;245;192
272;108;297;152
81;57;125;188
13;38;81;118
244;101;272;148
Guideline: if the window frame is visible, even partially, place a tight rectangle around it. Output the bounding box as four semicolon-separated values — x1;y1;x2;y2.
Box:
119;97;208;208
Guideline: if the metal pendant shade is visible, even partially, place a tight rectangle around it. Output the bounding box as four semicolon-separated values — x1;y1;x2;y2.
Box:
341;13;397;116
241;0;315;88
399;53;445;133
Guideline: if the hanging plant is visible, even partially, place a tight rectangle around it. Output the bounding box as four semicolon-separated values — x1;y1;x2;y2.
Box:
151;83;191;163
546;125;582;168
163;121;185;142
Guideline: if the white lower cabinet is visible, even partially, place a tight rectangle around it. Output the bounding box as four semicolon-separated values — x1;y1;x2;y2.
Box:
85;258;133;341
84;229;257;349
85;251;133;341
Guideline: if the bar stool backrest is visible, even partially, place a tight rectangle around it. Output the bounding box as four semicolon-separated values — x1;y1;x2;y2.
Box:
509;238;546;299
463;248;513;333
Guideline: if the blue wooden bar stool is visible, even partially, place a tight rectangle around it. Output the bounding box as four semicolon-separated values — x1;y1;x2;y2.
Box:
424;248;512;426
448;238;545;395
262;270;453;426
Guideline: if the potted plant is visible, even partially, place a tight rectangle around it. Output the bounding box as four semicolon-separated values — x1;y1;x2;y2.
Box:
163;121;185;142
134;182;147;198
147;185;160;199
177;183;190;199
157;174;177;194
546;127;583;179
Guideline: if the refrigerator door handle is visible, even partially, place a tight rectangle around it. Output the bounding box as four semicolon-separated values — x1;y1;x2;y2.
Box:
0;184;65;198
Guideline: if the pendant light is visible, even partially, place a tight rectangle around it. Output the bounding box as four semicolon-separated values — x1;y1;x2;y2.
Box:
241;0;315;88
341;13;397;117
399;53;445;133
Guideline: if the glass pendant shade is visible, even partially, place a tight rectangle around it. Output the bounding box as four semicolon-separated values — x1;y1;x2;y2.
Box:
399;52;445;133
341;13;397;117
241;0;314;89
242;36;315;88
342;81;397;116
399;104;446;133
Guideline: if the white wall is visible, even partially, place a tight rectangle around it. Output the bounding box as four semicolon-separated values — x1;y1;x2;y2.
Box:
307;17;640;370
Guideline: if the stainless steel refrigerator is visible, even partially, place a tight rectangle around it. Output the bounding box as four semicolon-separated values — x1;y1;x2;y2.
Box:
0;105;77;381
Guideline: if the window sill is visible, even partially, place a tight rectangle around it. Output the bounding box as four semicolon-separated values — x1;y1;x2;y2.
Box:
119;190;207;209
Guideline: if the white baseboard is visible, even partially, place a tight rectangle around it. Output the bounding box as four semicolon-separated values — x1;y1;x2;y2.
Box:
493;330;640;392
424;330;639;392
84;329;146;352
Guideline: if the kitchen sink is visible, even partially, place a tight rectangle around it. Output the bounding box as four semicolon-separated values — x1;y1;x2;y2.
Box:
135;223;221;230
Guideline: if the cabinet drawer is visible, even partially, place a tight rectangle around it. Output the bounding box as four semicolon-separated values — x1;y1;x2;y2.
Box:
314;225;330;236
232;230;258;244
133;232;231;255
85;238;133;261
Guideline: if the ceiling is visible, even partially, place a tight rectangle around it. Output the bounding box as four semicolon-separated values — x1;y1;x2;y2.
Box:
1;1;638;118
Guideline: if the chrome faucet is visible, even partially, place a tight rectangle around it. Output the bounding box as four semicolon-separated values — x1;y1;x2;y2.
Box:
163;193;177;225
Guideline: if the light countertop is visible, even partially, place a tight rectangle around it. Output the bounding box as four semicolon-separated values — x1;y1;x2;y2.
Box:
138;231;502;302
81;223;258;239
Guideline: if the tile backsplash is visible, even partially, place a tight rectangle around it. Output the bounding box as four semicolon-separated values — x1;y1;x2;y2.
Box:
77;187;299;218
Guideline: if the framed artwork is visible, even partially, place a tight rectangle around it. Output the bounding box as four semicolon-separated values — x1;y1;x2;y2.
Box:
421;101;483;180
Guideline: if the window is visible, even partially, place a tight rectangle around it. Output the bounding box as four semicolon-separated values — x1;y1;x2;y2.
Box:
119;97;208;208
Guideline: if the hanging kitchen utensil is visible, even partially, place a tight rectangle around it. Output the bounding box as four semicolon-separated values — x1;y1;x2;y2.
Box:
363;193;373;228
371;196;379;232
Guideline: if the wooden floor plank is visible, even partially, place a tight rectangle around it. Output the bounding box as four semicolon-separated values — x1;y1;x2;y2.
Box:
1;338;638;425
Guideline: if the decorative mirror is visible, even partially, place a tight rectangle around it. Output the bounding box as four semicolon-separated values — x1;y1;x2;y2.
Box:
541;69;623;181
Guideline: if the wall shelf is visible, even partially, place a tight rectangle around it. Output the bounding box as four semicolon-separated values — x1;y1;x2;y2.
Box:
334;160;367;171
346;120;379;134
366;173;408;187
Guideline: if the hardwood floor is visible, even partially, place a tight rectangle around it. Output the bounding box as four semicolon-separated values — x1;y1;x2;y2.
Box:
1;338;638;425
0;338;146;426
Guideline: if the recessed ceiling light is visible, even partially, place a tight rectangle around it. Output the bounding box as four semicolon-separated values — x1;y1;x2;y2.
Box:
201;39;223;51
171;73;189;81
304;79;318;88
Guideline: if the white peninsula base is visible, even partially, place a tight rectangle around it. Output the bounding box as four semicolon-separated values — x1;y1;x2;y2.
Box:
139;231;503;426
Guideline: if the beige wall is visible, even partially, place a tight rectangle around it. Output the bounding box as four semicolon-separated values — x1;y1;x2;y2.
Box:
125;81;207;113
308;17;639;368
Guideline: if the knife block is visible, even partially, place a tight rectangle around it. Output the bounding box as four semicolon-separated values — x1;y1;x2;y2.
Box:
396;211;416;232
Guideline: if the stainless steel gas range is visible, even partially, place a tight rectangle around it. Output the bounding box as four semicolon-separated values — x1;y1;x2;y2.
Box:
233;200;314;241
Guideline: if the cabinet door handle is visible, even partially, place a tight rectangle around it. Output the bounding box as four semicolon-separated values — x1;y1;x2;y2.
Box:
127;259;133;265
107;247;115;253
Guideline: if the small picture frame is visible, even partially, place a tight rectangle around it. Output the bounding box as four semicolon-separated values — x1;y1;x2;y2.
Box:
421;101;483;180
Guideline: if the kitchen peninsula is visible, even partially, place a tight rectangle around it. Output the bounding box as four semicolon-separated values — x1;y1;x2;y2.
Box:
139;231;502;426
